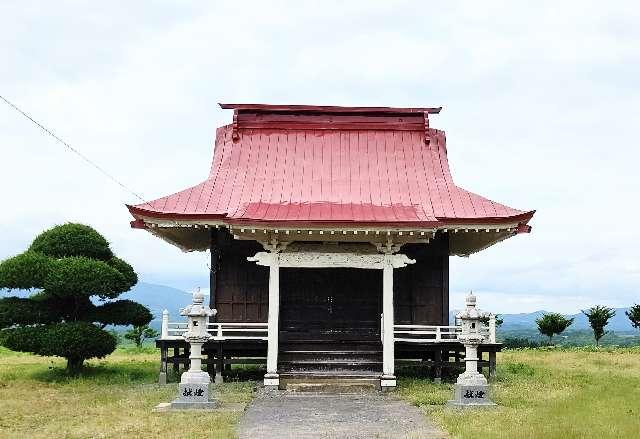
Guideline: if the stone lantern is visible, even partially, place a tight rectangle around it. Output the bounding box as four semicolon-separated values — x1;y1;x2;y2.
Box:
448;291;496;407
170;287;217;410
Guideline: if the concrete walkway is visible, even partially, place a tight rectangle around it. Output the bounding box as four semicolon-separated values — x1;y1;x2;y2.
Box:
238;390;448;439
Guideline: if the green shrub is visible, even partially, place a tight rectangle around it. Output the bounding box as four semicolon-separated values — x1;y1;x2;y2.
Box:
503;337;544;349
503;362;535;376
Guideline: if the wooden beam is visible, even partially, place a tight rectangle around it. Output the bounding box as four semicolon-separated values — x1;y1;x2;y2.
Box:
209;228;220;319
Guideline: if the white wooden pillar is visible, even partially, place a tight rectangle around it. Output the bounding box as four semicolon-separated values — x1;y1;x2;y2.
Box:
264;252;280;387
489;314;497;343
381;254;396;388
161;309;169;339
246;243;415;390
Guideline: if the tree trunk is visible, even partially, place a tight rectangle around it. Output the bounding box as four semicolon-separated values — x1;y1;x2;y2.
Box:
66;357;84;374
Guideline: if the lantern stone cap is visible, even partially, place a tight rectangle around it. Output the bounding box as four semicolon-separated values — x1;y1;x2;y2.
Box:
455;291;489;320
180;288;216;318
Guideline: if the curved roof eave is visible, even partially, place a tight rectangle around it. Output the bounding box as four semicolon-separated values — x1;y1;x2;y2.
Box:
127;204;534;229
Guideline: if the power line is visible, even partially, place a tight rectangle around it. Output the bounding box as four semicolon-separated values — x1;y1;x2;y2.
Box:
1;94;150;206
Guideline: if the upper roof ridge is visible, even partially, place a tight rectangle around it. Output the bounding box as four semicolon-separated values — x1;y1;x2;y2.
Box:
219;103;442;115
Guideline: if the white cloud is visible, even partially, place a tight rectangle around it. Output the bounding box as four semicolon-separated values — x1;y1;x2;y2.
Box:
1;1;638;312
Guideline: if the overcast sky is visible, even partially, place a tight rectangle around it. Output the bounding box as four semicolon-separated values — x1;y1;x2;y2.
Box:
1;1;638;313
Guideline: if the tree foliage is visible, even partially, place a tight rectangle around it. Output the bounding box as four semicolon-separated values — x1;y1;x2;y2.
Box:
92;300;152;327
535;313;574;343
124;325;159;348
29;223;113;261
106;257;138;291
582;305;616;346
0;251;51;289
0;296;59;327
625;304;640;330
1;322;117;372
43;257;127;299
480;314;504;327
0;223;150;372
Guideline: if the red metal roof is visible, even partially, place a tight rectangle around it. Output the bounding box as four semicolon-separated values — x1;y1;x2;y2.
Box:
127;105;534;228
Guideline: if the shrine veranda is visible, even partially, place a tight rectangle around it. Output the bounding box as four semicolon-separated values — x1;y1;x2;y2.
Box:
127;104;535;389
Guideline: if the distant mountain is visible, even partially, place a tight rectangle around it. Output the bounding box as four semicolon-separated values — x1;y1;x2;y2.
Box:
450;308;636;332
119;282;193;327
564;308;635;332
1;282;193;331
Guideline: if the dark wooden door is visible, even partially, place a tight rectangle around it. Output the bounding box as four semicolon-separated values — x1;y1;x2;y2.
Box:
280;268;382;341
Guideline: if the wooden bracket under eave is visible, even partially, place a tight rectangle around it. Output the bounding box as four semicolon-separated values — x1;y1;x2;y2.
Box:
130;218;146;229
423;111;431;145
232;109;240;141
515;223;532;234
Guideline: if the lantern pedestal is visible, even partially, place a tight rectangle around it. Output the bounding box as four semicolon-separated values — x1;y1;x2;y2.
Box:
449;384;495;407
169;383;217;410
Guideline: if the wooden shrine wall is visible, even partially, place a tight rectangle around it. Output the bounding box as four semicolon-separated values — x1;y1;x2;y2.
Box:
211;230;270;322
393;234;449;325
211;230;449;326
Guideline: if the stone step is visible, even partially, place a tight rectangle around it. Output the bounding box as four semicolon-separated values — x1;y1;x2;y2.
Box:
279;372;381;392
281;371;381;378
280;356;382;371
280;349;382;355
283;381;380;393
279;352;382;362
281;367;383;374
280;359;382;366
279;341;382;352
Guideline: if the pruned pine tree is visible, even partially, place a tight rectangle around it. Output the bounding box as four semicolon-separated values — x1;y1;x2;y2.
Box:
0;223;151;372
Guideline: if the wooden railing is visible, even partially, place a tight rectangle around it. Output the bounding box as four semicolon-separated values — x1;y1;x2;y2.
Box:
160;310;497;344
394;324;462;342
393;318;496;344
159;310;268;341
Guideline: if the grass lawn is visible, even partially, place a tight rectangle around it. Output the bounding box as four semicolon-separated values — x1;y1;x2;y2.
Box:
0;346;256;439
397;347;640;439
1;346;639;438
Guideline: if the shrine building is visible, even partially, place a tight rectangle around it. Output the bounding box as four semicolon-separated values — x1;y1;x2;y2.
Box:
127;103;534;389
